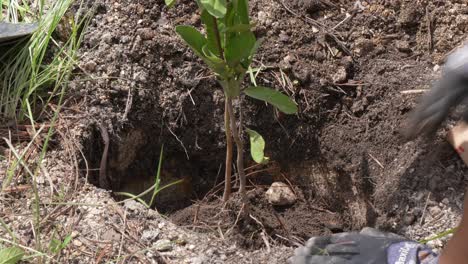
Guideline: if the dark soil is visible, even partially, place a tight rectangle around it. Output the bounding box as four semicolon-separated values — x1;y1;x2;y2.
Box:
74;0;468;252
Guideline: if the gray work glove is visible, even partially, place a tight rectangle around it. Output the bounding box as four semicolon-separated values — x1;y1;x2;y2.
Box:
289;228;439;264
403;44;468;139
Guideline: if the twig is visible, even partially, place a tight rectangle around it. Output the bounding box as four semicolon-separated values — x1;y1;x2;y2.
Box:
426;6;433;52
332;12;356;30
187;87;196;105
95;245;111;264
121;86;133;122
279;0;326;30
368;153;384;169
166;124;190;160
420;192;431;226
261;231;271;252
400;89;428;94
225;204;244;236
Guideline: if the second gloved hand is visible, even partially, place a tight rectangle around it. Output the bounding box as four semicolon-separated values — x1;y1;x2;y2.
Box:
289;228;439;264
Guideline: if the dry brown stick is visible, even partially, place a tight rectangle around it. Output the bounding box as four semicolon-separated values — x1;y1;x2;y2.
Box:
95;245;111;264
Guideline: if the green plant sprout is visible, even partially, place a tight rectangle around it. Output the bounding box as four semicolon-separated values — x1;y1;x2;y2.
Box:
47;232;72;255
165;0;298;210
115;145;183;209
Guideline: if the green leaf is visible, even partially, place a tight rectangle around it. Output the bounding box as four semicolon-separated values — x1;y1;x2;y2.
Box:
244;86;298;114
165;0;176;8
202;45;223;64
246;129;269;164
235;0;250;24
149;145;164;208
246;38;263;66
201;9;221;57
200;0;227;18
0;247;24;264
60;234;72;251
176;25;228;76
175;25;207;59
221;23;255;34
225;31;256;67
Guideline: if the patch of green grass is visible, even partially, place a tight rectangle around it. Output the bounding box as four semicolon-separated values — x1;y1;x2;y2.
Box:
0;0;83;122
0;1;92;263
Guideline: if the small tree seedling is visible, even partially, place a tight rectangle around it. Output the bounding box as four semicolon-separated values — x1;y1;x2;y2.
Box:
165;0;298;211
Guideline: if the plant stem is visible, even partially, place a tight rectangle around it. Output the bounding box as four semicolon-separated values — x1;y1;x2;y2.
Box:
223;98;233;202
227;98;248;211
212;16;224;60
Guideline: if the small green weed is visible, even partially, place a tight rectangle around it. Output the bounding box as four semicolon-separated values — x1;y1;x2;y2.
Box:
115;146;183;209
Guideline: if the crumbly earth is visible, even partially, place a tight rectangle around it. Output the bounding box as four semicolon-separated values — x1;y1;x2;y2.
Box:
2;0;468;263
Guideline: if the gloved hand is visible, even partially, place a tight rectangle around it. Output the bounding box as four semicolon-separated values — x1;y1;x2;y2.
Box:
288;228;439;264
403;44;468;139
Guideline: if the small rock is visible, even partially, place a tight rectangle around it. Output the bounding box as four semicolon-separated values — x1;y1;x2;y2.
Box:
265;182;297;206
136;27;156;40
332;66;348;83
102;33;112;44
433;65;441;72
154;239;172;252
124;200;146;212
403;214;416;225
354;38;374;57
279;31;289;42
71;231;79;238
427;239;443;249
141;230;160;243
73;239;83;247
395;40;411;53
188;244;196;250
412;207;422;217
83;61;97;72
257;11;268;24
292;66;311;83
398;4;421;27
429;206;441;216
102;229;121;241
280;55;295;69
442;198;450;205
